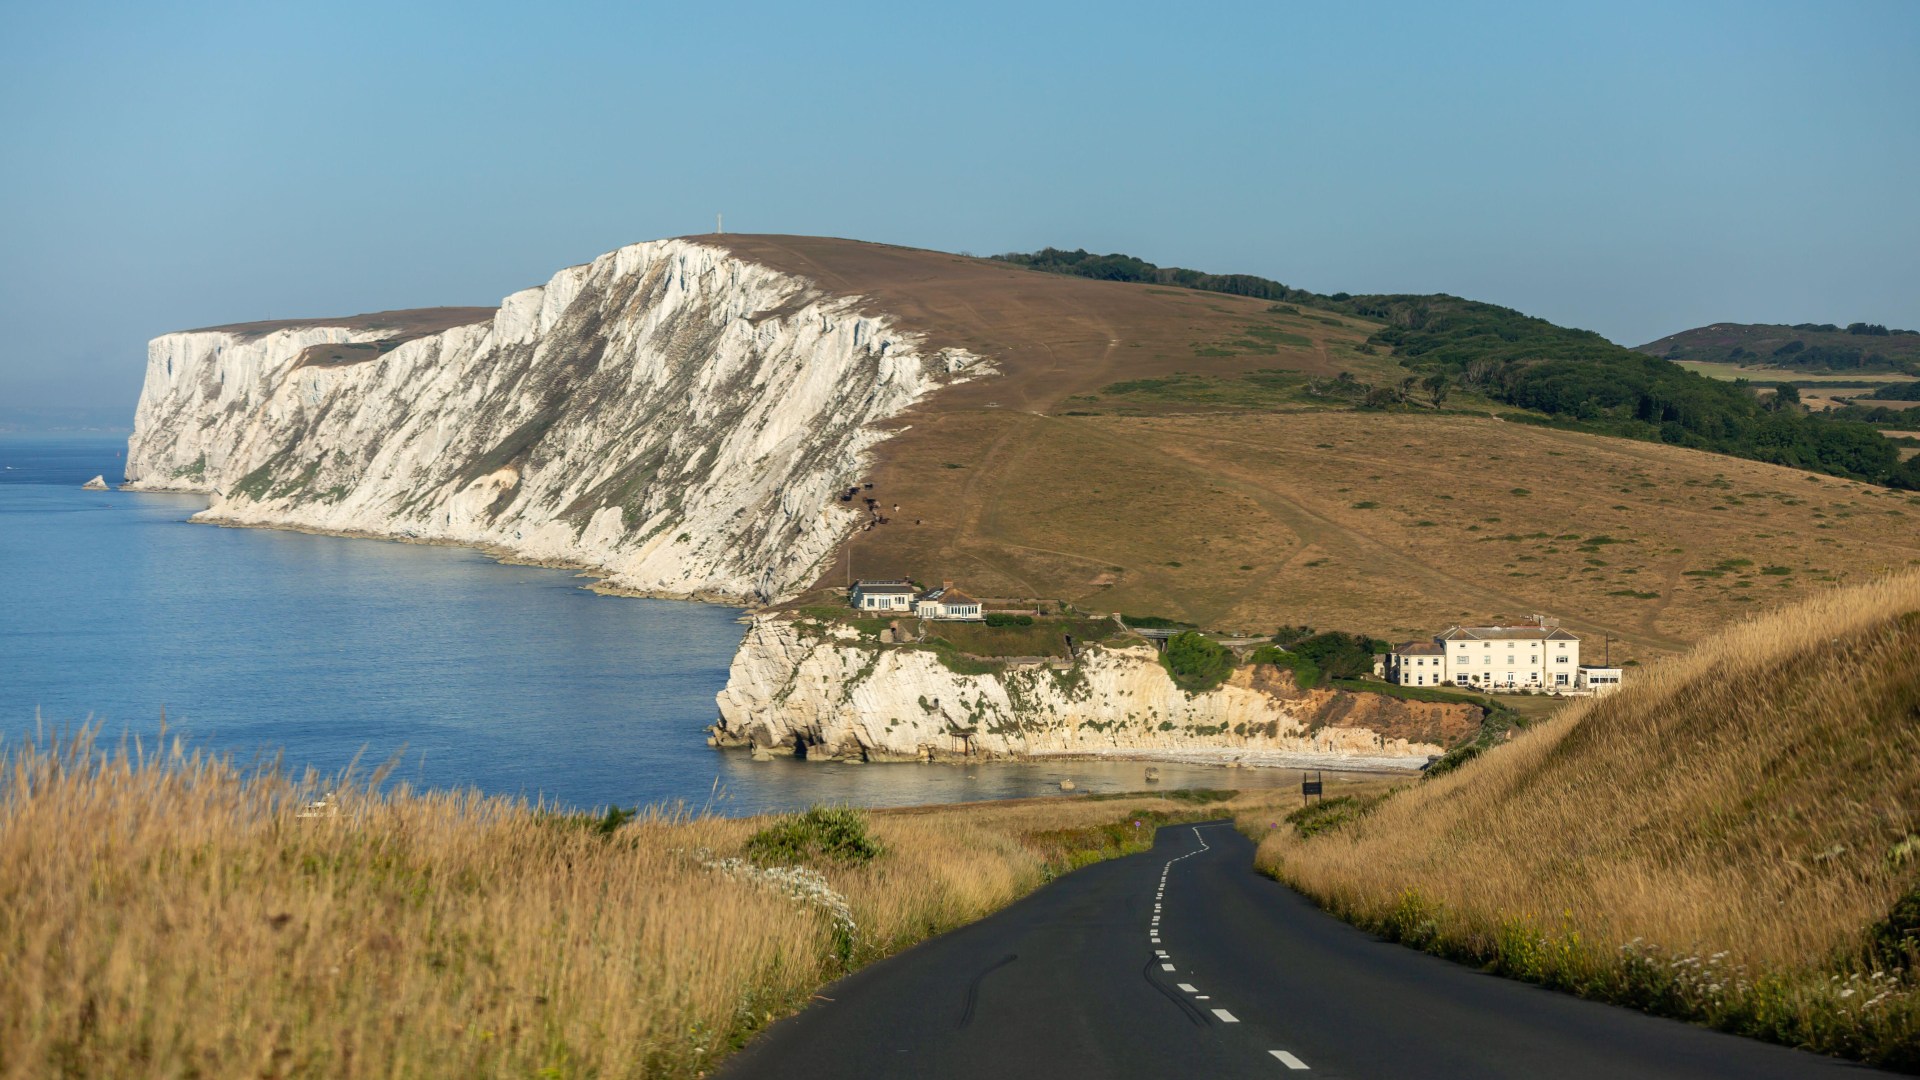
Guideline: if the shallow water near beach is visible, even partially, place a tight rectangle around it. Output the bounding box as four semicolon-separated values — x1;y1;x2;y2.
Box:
1;437;1310;814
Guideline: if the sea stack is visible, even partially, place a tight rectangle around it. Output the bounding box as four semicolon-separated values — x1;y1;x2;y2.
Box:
82;475;108;490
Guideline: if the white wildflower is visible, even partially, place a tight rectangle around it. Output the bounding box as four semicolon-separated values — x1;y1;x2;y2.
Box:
699;851;858;944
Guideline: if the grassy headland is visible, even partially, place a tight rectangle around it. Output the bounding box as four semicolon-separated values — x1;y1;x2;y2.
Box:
708;239;1920;658
991;246;1920;491
0;732;1290;1078
1249;569;1920;1069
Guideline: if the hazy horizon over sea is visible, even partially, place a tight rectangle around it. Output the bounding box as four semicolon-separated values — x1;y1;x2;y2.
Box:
0;436;1299;814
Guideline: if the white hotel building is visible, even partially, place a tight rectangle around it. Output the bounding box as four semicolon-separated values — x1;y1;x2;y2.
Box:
1381;618;1623;694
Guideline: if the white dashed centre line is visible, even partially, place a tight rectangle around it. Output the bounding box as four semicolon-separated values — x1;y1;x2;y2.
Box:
1176;983;1197;993
1270;1050;1310;1070
1212;1009;1239;1023
1160;963;1175;971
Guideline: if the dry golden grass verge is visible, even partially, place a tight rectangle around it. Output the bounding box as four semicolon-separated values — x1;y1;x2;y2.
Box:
0;732;1283;1079
1250;569;1920;1070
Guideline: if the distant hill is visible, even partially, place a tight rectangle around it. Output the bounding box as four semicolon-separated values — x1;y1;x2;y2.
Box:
991;248;1920;492
1637;321;1920;375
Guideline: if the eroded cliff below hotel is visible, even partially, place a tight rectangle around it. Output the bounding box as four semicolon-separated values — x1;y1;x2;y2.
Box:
713;616;1480;770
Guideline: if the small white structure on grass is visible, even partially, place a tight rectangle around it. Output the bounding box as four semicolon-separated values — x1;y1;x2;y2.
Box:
849;579;918;612
1576;666;1625;693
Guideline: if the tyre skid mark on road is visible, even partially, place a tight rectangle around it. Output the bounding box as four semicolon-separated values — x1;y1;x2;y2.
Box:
956;953;1018;1030
1140;956;1210;1026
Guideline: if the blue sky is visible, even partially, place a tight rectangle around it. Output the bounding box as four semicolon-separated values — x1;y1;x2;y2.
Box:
2;0;1915;413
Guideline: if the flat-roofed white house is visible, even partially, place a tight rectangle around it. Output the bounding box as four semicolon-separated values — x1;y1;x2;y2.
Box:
1384;617;1599;692
1577;666;1624;693
915;582;984;621
850;579;918;612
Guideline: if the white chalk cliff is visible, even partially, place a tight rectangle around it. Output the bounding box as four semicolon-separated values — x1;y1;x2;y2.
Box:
127;235;1475;768
125;239;985;603
713;617;1475;769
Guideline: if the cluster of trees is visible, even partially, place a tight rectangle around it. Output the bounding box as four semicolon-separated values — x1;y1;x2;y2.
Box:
1249;627;1389;687
1860;383;1920;402
1162;631;1236;692
1768;340;1908;373
1281;630;1387;679
992;248;1920;489
1318;294;1920;490
1820;404;1920;432
1789;323;1916;336
989;248;1319;303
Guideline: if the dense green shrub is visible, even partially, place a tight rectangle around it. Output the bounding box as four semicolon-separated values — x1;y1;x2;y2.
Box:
983;612;1035;627
1162;631;1235;692
1864;886;1920;974
1288;631;1387;680
1122;614;1195;629
744;806;884;866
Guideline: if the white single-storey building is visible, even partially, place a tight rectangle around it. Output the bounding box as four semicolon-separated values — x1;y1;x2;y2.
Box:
1576;666;1624;693
849;579;918;612
1385;617;1610;692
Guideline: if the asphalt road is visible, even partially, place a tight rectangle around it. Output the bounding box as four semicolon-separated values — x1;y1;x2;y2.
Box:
718;821;1891;1079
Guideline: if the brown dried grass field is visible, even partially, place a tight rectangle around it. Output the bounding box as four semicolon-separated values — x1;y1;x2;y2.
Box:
716;240;1920;663
829;407;1920;663
1251;569;1920;1067
0;733;1290;1079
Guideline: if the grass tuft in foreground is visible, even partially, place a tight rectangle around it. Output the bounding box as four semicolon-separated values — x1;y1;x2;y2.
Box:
0;730;1281;1078
1250;569;1920;1069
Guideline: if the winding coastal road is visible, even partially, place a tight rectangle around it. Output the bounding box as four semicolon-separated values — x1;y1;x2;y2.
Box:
719;822;1888;1079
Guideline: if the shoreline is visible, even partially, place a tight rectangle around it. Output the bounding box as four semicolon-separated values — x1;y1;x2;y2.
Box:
1022;747;1430;774
120;485;1438;782
118;482;765;610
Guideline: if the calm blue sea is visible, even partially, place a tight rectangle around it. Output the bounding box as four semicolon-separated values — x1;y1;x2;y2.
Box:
0;436;1293;813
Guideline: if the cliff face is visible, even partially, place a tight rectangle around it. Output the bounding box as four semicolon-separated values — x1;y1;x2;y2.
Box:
125;239;986;603
713;617;1479;769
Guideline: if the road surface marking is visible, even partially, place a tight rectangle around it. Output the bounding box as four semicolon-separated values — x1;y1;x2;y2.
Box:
1197;995;1210;1000
1177;983;1197;992
1161;963;1176;971
1212;1009;1238;1023
1269;1050;1309;1070
1155;950;1167;957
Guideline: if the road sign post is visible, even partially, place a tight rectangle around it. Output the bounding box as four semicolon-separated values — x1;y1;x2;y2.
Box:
1301;770;1324;806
